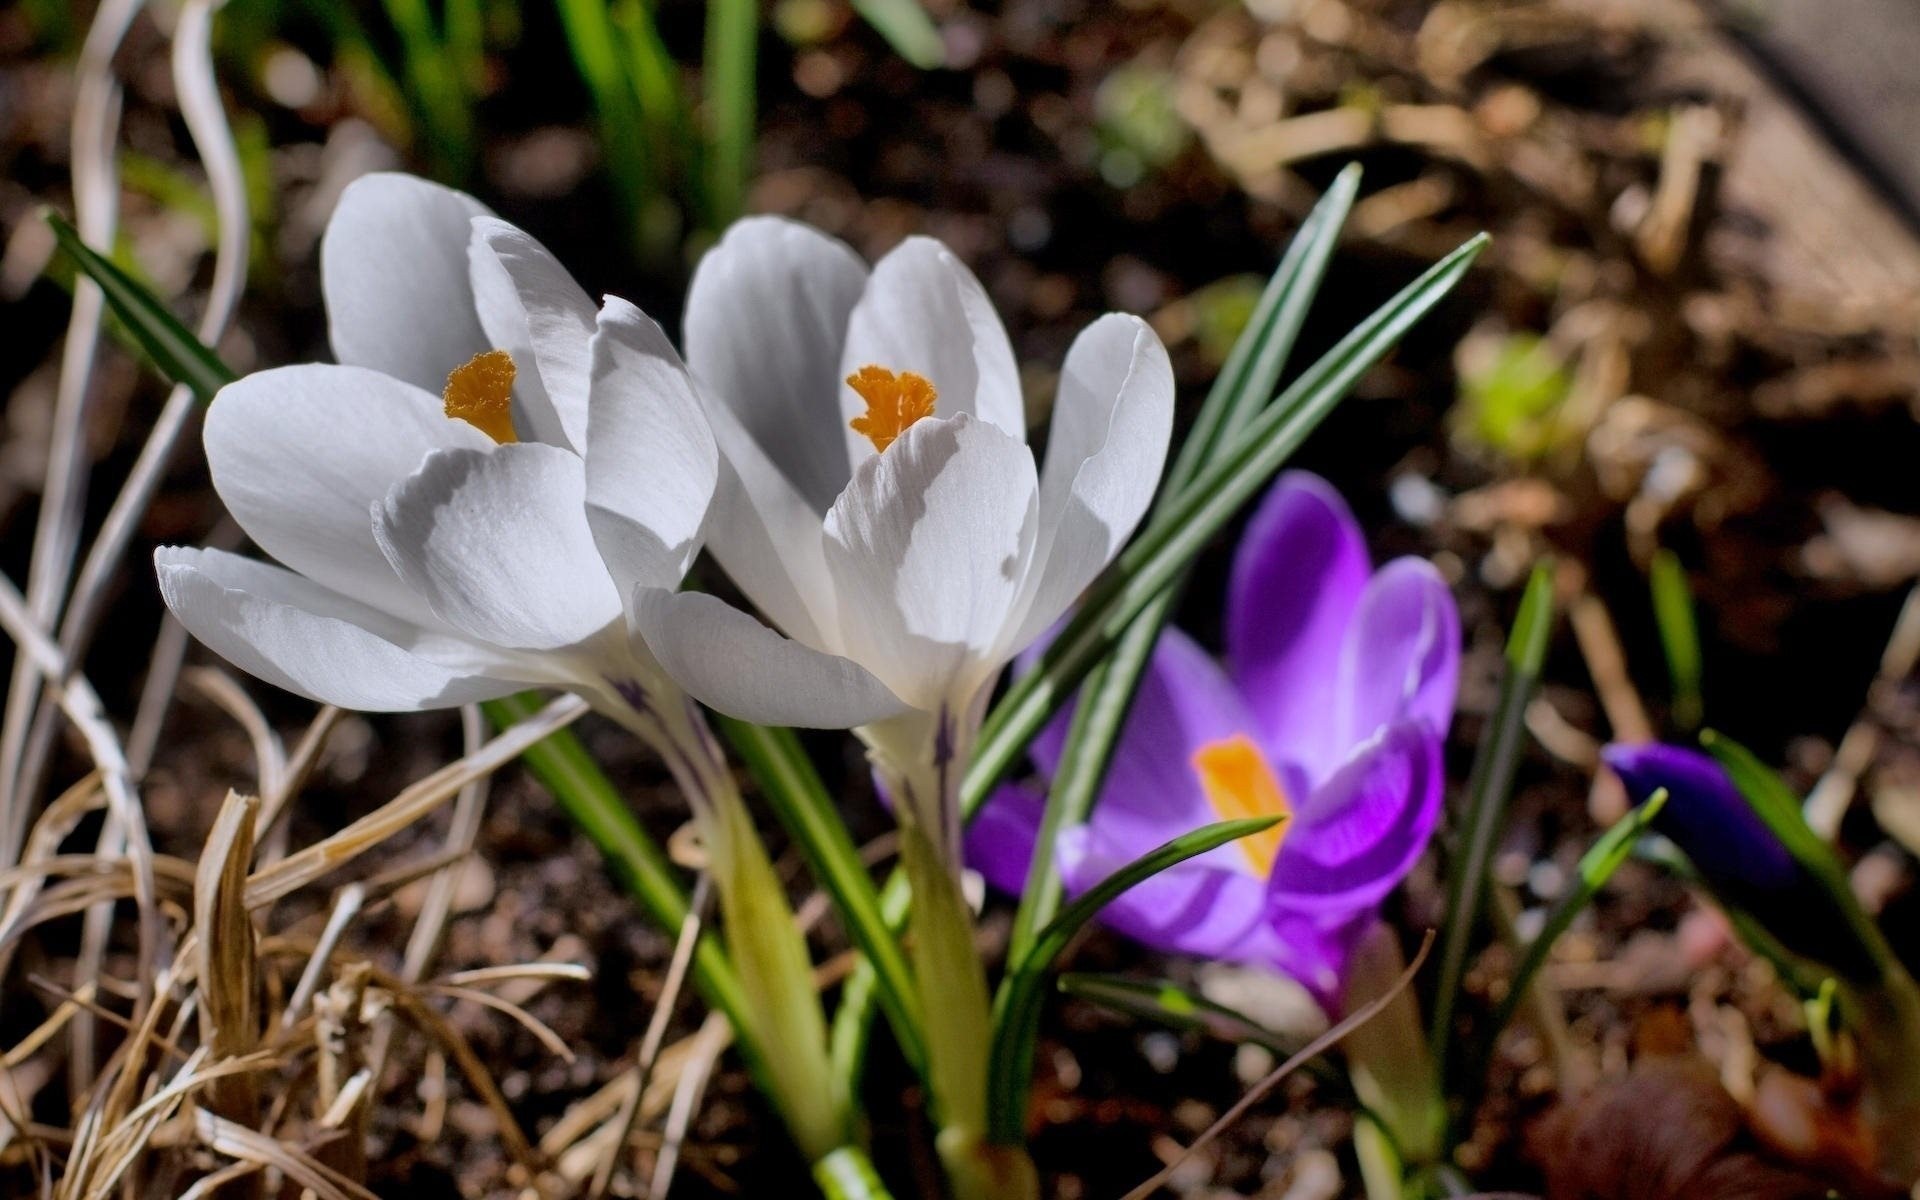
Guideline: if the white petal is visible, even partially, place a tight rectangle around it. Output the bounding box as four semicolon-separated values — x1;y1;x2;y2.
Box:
205;363;490;625
468;216;597;451
1011;314;1174;652
321;172;493;391
701;395;840;648
822;414;1038;712
584;296;718;595
374;443;623;651
631;587;909;728
155;547;521;711
684;216;868;513
839;238;1024;465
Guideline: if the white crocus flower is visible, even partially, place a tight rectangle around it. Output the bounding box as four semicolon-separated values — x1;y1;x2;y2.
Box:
155;174;848;1160
588;219;1172;1190
616;217;1175;865
154;172;713;727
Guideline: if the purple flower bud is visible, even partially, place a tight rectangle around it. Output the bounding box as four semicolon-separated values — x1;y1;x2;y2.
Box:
1601;741;1874;978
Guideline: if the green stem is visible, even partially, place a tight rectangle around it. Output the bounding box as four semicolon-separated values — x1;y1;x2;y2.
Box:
813;1146;896;1200
716;717;926;1078
481;693;750;1044
612;691;851;1160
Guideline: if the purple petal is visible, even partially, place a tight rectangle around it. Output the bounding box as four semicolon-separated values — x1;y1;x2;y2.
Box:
1260;906;1379;1013
1336;557;1461;750
1056;823;1270;959
966;781;1045;897
1269;720;1444;914
1076;626;1263;854
1225;472;1372;780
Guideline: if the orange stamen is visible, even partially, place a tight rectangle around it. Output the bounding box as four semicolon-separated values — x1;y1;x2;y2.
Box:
847;364;937;452
1191;734;1291;876
443;349;518;443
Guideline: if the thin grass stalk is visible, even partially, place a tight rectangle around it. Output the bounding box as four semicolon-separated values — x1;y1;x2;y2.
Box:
0;0;142;874
0;570;159;1024
702;0;757;226
1118;932;1434;1200
848;0;945;68
191;792;262;1199
1428;562;1554;1072
14;0;250;816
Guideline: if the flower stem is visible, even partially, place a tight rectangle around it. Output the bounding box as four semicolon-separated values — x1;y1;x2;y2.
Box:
632;691;855;1162
868;710;1035;1200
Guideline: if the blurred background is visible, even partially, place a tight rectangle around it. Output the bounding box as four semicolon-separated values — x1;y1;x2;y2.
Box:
7;0;1920;1195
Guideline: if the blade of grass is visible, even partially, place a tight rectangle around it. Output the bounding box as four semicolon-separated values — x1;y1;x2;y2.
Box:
703;0;757;226
967;232;1489;815
714;715;925;1076
1481;789;1667;1045
1427;561;1554;1067
45;211;232;401
1057;974;1302;1057
376;0;473;179
849;0;945;69
985;816;1282;1144
1004;166;1359;967
557;0;660;249
1650;548;1702;730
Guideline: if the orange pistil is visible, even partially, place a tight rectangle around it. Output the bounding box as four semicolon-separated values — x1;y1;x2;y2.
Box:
443;349;518;443
1191;734;1292;876
846;364;937;452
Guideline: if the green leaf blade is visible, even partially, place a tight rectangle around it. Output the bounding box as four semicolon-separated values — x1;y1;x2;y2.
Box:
46;210;236;401
985;815;1281;1143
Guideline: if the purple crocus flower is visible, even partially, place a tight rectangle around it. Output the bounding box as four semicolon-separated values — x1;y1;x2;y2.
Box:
969;472;1461;1009
1601;741;1874;978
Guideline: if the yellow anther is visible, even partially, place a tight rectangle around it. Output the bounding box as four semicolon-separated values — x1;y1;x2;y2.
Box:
1192;734;1291;877
847;364;937;452
443;349;518;443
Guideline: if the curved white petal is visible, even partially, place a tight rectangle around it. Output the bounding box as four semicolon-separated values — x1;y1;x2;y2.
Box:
631;587;909;728
1011;313;1174;651
583;296;718;596
838;238;1025;461
822;414;1038;712
701;395;840;648
685;216;868;514
374;442;622;651
321;173;493;391
155;546;522;711
468;216;597;451
205;363;490;625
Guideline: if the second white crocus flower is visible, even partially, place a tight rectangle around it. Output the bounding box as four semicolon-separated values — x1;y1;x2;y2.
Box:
620;217;1176;864
589;218;1172;1195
